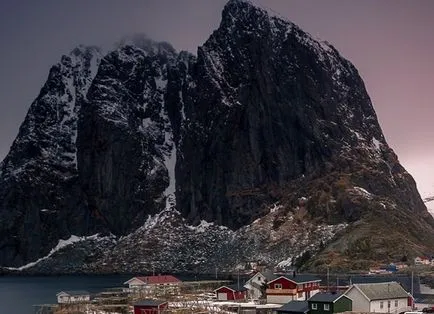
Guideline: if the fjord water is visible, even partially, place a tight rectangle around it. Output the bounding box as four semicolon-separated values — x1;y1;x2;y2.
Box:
0;275;131;314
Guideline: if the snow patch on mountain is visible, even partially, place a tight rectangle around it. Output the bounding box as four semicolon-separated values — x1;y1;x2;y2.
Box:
350;186;373;199
424;196;434;218
6;234;114;271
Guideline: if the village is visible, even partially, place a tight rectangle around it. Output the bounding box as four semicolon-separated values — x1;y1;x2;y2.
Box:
33;256;434;314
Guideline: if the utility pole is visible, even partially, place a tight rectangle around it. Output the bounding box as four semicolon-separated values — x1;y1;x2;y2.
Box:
411;271;414;309
237;268;240;290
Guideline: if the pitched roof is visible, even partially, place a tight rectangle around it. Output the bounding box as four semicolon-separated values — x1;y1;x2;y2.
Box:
56;290;90;296
246;270;275;283
269;274;321;284
350;282;409;301
349;275;420;294
278;301;309;313
215;284;247;292
308;292;348;303
134;299;167;307
125;275;181;285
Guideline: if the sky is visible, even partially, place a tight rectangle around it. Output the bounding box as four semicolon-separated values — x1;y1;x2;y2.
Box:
0;0;433;197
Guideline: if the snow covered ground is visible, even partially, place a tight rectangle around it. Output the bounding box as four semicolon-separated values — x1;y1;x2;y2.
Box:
5;234;115;271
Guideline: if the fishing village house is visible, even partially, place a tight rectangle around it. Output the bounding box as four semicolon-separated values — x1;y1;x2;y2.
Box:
244;270;275;300
266;273;322;304
413;294;434;310
414;256;434;266
214;284;247;301
343;282;412;313
56;290;91;304
133;299;168;314
308;292;353;314
123;275;182;295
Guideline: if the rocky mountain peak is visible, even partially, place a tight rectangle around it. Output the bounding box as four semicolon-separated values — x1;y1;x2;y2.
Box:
115;33;177;57
1;3;434;272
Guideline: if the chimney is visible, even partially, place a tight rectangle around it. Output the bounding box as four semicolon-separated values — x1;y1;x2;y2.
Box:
293;270;296;278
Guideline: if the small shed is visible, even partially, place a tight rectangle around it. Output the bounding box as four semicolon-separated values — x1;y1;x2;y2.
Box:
215;284;247;301
56;290;91;304
133;299;168;314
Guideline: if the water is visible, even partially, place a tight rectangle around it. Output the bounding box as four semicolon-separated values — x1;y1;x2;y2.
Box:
0;275;131;314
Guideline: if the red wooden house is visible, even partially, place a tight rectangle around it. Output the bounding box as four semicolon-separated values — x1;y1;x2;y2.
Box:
133;299;168;314
215;284;247;301
266;274;321;304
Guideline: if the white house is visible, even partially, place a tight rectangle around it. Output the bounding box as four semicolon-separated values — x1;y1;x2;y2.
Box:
344;282;411;313
414;257;431;266
56;290;91;304
244;271;274;300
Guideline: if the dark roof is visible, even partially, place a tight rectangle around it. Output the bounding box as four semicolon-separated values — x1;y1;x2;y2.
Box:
308;293;347;303
57;290;90;296
224;284;248;292
134;299;167;307
278;301;309;313
271;274;321;284
413;293;434;304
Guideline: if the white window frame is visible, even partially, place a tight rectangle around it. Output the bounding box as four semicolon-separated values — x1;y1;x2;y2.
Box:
312;303;317;310
380;301;384;309
274;283;282;289
395;300;398;307
324;304;330;311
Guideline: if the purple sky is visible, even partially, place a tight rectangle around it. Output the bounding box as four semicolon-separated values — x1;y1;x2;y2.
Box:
0;0;433;197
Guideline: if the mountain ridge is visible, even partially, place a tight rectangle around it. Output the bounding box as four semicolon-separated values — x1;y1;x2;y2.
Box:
1;0;433;273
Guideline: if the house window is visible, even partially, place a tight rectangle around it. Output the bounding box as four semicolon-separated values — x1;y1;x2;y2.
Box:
324;304;330;311
380;301;384;309
395;300;398;307
388;301;391;308
312;303;317;310
274;283;282;289
298;292;303;298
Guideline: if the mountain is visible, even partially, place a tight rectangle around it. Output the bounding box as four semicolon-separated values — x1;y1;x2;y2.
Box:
1;0;434;273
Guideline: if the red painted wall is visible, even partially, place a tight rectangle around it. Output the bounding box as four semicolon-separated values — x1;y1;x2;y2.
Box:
408;296;414;307
216;287;246;300
268;277;320;291
134;303;168;314
268;277;297;289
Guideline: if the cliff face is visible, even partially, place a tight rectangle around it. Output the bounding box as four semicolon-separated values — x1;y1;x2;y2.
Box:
1;0;433;271
0;46;102;265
